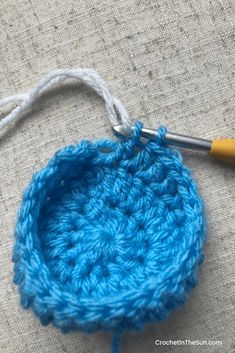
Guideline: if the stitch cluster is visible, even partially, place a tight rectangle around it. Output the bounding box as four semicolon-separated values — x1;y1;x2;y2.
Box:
13;123;205;335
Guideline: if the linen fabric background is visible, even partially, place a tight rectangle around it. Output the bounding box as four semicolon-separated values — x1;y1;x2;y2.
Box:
0;0;234;352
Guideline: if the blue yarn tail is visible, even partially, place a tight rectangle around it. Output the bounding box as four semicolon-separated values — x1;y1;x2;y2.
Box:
111;329;122;353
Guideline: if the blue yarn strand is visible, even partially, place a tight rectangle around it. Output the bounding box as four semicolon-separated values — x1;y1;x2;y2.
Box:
111;329;122;353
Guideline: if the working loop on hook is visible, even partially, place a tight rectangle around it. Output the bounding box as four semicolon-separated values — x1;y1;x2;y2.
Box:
0;68;132;134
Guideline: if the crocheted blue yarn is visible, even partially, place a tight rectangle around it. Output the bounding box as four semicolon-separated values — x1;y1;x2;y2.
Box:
13;122;206;347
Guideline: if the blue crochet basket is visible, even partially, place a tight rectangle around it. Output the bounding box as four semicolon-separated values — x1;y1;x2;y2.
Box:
13;122;205;350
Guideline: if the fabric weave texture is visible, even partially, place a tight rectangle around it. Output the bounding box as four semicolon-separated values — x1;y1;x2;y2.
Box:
13;123;206;341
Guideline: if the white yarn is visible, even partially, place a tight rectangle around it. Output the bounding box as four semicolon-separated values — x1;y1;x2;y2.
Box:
0;68;132;133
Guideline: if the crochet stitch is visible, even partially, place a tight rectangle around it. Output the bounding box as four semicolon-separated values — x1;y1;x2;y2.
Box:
13;122;206;352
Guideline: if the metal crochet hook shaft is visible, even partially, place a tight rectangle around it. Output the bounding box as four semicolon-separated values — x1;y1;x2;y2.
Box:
113;125;212;151
113;125;235;164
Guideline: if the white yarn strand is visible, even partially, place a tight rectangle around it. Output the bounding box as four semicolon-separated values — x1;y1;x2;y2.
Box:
0;68;132;133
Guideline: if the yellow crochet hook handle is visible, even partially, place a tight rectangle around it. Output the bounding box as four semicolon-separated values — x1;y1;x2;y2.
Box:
113;125;235;165
209;139;235;164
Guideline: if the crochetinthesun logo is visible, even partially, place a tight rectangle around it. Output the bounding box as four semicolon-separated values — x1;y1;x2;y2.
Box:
155;339;223;346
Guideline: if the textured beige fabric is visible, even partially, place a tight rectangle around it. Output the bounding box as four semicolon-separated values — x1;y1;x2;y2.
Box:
0;0;234;352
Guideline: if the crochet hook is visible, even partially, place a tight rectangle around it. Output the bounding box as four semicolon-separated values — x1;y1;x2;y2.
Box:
113;125;235;164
